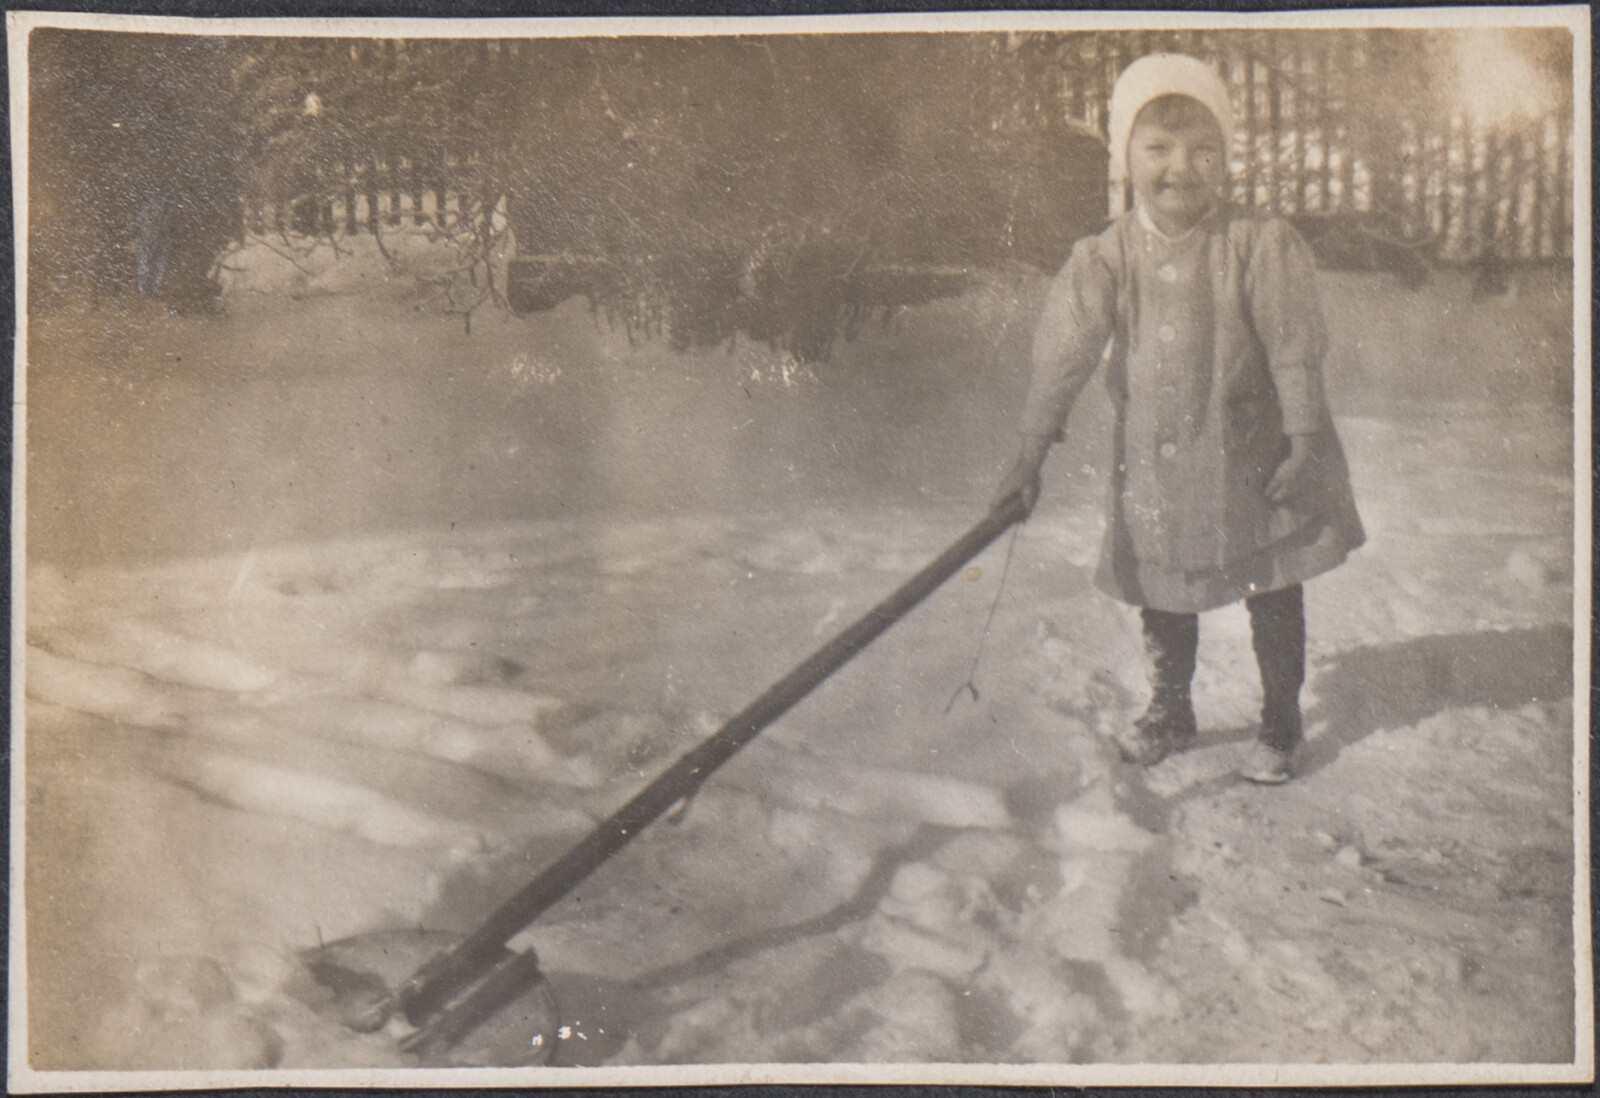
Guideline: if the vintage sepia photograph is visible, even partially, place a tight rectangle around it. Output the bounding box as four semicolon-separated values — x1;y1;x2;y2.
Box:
7;8;1592;1090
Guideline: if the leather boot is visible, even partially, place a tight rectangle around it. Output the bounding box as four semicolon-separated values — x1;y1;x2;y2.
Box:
1115;607;1199;766
1243;584;1305;782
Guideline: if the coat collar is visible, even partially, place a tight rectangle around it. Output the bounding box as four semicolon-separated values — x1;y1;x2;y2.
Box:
1135;201;1219;244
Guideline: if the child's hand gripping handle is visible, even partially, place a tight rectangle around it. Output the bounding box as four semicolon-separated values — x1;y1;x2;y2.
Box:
992;437;1053;521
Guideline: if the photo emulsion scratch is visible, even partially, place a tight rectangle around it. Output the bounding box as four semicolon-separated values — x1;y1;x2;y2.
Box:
6;8;1592;1091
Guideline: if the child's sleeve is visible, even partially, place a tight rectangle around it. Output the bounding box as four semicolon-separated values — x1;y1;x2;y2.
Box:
1017;237;1119;449
1246;219;1330;436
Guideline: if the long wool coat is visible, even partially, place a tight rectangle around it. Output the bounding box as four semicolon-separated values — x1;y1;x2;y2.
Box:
1019;204;1365;613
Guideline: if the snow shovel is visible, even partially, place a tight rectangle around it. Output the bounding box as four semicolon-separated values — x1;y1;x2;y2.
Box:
305;493;1027;1063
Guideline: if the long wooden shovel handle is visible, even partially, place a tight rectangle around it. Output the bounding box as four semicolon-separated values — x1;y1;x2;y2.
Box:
395;495;1026;1037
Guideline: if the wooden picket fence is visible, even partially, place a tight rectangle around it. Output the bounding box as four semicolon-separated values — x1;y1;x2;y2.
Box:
236;163;497;241
239;31;1574;267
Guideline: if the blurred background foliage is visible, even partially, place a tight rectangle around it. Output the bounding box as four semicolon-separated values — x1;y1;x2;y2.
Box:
26;27;1574;358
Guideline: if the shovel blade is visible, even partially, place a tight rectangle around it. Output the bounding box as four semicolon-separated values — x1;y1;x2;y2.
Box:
300;929;558;1066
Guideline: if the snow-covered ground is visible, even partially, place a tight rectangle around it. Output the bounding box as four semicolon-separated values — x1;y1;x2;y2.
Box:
17;265;1580;1072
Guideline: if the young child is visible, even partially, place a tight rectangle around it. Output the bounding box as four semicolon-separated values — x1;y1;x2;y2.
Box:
995;54;1364;783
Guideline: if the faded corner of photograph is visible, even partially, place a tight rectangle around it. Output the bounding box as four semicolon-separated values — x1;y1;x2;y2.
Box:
13;16;1584;1081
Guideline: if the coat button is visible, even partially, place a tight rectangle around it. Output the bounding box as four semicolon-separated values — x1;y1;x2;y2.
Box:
1158;323;1177;342
1159;441;1178;458
1157;264;1179;282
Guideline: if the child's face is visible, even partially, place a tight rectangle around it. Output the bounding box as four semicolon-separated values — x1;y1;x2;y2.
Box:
1127;109;1226;235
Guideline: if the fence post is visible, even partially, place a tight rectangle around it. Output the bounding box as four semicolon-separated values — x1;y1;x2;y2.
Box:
1558;111;1573;259
1539;113;1560;260
412;158;427;227
1516;127;1539;259
366;154;380;237
389;156;402;228
1104;38;1126;218
344;151;359;236
1241;53;1257;209
1323;41;1341;211
1261;61;1278;213
1467;122;1491;262
1279;48;1301;215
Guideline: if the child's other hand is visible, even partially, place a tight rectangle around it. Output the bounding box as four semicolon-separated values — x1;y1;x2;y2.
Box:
1266;435;1313;504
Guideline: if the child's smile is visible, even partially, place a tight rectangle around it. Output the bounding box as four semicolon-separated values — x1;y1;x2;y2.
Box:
1127;116;1226;237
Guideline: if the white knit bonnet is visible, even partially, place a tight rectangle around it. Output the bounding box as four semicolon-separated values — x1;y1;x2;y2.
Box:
1107;53;1235;182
